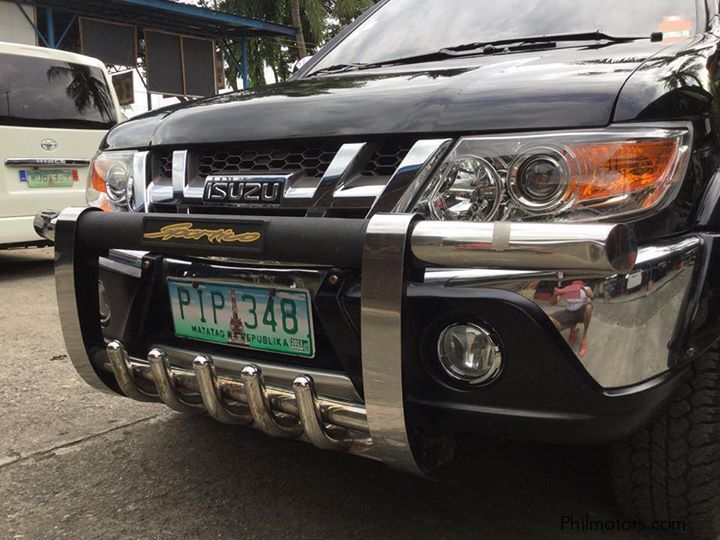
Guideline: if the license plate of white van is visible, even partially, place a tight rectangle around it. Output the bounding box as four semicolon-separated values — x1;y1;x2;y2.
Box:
21;169;76;188
167;279;315;358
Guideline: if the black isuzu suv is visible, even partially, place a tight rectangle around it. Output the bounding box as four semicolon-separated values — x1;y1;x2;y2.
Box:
35;0;720;535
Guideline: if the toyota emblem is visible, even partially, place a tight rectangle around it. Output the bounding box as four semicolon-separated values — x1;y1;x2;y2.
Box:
40;139;58;152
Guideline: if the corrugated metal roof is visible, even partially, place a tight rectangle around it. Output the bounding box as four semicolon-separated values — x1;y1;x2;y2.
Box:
16;0;297;38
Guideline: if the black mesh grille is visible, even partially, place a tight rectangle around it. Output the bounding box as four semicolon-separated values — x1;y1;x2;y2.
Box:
156;151;173;179
361;140;415;177
196;142;342;179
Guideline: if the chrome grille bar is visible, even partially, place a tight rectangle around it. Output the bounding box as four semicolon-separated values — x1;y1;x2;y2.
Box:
368;139;451;216
130;151;148;213
172;150;188;199
306;142;366;207
144;138;449;216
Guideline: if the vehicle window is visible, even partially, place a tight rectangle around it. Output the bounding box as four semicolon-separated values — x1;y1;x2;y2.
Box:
313;0;698;71
0;53;117;129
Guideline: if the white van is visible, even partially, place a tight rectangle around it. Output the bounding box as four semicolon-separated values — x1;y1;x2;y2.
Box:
0;42;122;248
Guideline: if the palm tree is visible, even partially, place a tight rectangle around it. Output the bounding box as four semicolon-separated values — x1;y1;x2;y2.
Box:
290;0;308;58
46;63;114;121
219;0;376;87
332;0;374;25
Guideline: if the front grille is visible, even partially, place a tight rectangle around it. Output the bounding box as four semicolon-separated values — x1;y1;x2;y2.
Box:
145;137;443;218
196;142;342;180
157;150;173;180
361;140;414;177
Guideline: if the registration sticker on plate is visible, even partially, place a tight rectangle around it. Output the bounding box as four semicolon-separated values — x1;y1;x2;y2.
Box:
167;279;315;358
21;169;76;188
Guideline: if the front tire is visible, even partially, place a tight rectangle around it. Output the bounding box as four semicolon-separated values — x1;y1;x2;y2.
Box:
610;345;720;538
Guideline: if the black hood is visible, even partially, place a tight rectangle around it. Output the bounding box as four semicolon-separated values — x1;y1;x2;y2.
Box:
106;41;676;150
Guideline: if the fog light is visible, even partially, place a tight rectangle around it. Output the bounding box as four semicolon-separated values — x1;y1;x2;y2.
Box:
437;323;502;385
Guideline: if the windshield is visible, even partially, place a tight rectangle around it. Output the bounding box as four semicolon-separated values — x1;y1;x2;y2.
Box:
312;0;698;72
0;53;117;129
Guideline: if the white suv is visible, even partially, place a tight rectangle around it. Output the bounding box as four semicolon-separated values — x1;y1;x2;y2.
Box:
0;42;122;248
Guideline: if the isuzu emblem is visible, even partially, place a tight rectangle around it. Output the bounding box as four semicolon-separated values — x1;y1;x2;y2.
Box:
203;175;288;205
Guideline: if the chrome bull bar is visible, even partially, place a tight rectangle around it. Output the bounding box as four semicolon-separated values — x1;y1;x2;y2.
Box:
44;207;637;474
104;341;373;454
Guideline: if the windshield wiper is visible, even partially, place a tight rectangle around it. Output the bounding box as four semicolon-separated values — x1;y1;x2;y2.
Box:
441;30;663;55
309;51;458;76
309;30;663;77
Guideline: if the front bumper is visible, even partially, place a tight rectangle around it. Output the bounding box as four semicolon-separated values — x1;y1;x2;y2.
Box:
41;207;707;473
0;215;50;247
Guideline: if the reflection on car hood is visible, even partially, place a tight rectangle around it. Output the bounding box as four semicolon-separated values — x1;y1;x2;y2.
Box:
106;42;672;149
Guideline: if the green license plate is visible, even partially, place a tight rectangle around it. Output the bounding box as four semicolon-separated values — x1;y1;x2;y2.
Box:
168;279;315;358
23;169;74;188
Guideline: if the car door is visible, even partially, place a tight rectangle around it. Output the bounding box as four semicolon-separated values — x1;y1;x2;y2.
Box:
0;50;118;221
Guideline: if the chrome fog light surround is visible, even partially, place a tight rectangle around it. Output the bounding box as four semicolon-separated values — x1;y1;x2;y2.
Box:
437;323;503;386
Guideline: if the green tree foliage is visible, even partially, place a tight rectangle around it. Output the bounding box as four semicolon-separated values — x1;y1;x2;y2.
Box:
216;0;376;88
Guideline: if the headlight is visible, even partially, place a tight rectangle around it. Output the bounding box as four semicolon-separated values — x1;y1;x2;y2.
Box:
413;125;692;222
87;151;139;212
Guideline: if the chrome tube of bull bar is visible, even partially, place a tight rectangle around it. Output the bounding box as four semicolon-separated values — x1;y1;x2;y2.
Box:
293;376;351;451
410;221;637;274
242;365;302;437
107;341;158;402
193;356;253;425
96;355;369;433
147;348;203;413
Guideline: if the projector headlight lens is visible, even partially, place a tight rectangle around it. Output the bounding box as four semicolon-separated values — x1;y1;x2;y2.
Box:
105;163;130;203
508;147;570;211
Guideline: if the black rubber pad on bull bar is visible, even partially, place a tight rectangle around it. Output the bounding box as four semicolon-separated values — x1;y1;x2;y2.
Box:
75;211;369;268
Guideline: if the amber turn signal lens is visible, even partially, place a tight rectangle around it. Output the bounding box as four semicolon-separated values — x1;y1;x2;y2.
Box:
90;159;108;193
569;138;680;207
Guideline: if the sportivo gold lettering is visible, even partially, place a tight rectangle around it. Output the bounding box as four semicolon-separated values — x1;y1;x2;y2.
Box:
144;222;261;244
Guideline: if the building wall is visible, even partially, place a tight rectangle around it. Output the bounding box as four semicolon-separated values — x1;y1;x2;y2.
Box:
0;1;37;46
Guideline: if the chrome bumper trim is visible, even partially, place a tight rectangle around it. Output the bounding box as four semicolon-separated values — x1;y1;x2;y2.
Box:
424;235;702;389
5;158;90;167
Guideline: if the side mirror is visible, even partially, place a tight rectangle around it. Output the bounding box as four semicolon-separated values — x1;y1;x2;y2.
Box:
293;55;314;74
